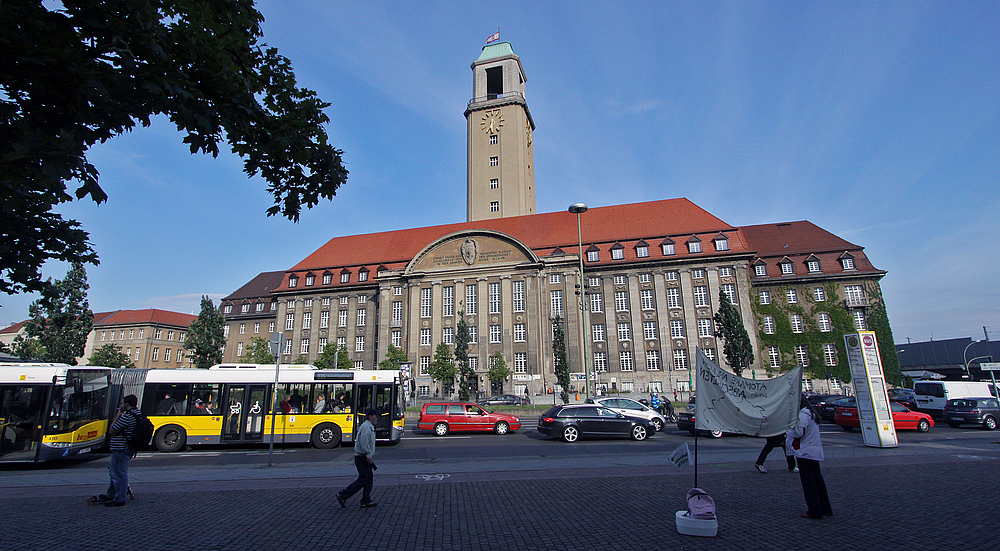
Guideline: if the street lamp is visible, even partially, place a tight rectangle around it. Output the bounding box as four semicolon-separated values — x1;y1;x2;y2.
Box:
568;202;591;400
964;340;985;379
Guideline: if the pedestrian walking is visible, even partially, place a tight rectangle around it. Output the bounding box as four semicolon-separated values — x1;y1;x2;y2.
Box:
101;394;141;507
753;433;797;473
788;396;832;519
337;408;379;509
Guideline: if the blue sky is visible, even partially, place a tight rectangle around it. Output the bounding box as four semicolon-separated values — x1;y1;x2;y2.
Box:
3;2;998;344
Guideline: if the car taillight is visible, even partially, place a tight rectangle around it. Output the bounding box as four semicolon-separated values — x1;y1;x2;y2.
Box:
542;417;555;423
971;409;980;414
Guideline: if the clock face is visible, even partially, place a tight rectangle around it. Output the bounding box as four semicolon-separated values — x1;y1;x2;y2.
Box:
480;109;504;134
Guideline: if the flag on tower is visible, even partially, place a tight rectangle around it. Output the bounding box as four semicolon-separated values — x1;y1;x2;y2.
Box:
486;29;500;43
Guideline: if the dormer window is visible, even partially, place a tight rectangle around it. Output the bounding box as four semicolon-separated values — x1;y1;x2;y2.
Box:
780;262;793;275
713;234;729;251
340;271;350;283
241;303;249;313
587;250;599;262
305;274;315;286
322;273;332;285
224;305;232;314
635;241;649;258
661;238;676;256
256;302;264;312
270;302;277;311
359;269;369;282
807;260;821;273
611;243;624;260
754;264;767;277
841;258;855;270
687;237;702;254
288;276;298;288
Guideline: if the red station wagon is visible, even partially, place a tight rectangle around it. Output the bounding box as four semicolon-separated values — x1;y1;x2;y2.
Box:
417;402;521;436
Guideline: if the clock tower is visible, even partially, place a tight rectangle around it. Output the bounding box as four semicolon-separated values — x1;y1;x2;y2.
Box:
465;42;536;222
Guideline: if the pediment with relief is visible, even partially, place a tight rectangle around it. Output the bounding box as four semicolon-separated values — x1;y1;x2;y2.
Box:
409;231;537;273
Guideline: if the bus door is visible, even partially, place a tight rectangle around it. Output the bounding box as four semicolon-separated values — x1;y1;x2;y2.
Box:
354;384;393;440
0;385;46;462
221;384;269;442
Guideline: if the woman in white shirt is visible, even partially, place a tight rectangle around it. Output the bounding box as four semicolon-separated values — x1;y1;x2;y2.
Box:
787;396;832;519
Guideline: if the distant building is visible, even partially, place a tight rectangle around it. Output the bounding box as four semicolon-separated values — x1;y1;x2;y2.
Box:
219;271;283;362
84;309;196;368
896;337;1000;381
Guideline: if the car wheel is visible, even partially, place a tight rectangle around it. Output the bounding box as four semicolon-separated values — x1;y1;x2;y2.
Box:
983;416;997;431
631;424;649;441
153;425;186;453
562;425;579;443
651;418;664;432
840;425;853;432
917;419;930;433
433;422;449;436
947;422;961;428
494;421;510;435
709;430;722;438
311;423;342;449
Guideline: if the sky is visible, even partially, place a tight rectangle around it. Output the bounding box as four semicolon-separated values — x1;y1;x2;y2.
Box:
3;2;998;345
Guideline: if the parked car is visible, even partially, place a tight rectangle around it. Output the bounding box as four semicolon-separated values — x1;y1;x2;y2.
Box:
943;397;999;430
807;394;847;422
536;404;654;442
477;394;529;406
417;402;521;436
835;401;934;432
821;397;855;422
887;388;919;411
675;410;723;438
586;396;667;432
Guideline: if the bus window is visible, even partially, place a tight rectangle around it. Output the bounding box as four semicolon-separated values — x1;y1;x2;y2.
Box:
144;383;192;415
49;371;110;433
1;386;45;459
191;384;220;414
313;384;349;413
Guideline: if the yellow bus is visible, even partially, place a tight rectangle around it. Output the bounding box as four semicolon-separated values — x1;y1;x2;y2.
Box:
121;364;405;452
0;364;113;463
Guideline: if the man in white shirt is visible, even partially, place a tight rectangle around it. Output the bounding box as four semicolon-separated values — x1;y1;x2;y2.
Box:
337;408;379;509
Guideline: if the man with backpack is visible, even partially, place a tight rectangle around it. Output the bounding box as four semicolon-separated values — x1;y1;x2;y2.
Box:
100;395;148;507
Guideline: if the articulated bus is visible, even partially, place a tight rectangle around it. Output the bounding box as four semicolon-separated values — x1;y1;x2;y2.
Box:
121;364;405;452
0;364;113;463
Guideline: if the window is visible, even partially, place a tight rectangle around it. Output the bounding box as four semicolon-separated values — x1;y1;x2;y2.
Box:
300;339;310;355
288;277;298;288
790;314;803;333
489;325;502;343
587;250;599;262
755;264;767;277
269;322;275;333
795;345;809;366
768;346;781;368
780;262;794;275
594;352;608;372
512;280;525;312
665;271;678;282
442;286;454;317
697;318;713;338
590;292;603;313
662;243;675;256
239;323;246;335
164;348;171;362
357;295;367;305
786;289;798;303
759;290;771;305
490;282;502;314
271;302;277;311
338;310;348;327
646;350;661;371
692;269;705;279
306;275;315;286
688;240;702;254
358;271;368;282
615;290;628;311
152;347;159;361
341;272;350;283
543;289;561;316
841;258;855;270
818;312;832;332
643;321;658;340
443;327;454;345
549;273;562;284
592;323;606;342
636;245;649;258
489;133;498;145
813;287;826;301
853;310;867;331
154;329;161;339
419;356;430;376
390;331;401;348
718;267;733;277
714;238;729;251
611;247;624;260
620;351;634;372
823;344;837;366
224;305;232;314
614;275;627;285
337;336;345;348
673;349;689;370
468;326;478;344
354;360;364;369
490;201;499;212
670;320;685;339
514;352;527;374
490;178;499;188
356;309;366;327
807;260;821;273
285;313;295;331
638;273;651;284
513;323;526;342
391;302;402;325
693;286;709;307
355;336;365;352
667;288;681;308
466;284;478;315
617;323;631;341
721;283;737;304
390;286;401;296
845;285;865;303
287;299;296;308
316;311;328;329
420;329;431;346
256;302;264;312
101;331;106;341
421;287;432;317
489;156;498;166
640;289;654;310
299;312;309;330
763;316;775;334
323;274;332;285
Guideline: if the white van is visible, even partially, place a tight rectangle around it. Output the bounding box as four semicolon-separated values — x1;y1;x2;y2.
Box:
913;381;995;416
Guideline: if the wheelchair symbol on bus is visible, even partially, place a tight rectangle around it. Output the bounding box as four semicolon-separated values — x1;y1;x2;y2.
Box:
249;401;261;414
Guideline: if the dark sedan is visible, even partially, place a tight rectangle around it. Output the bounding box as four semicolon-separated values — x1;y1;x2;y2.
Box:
537;405;654;442
478;394;530;406
675;410;723;438
808;394;847;422
888;389;918;411
821;397;856;422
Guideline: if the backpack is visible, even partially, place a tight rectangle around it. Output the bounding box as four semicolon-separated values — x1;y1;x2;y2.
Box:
686;488;717;520
127;410;155;452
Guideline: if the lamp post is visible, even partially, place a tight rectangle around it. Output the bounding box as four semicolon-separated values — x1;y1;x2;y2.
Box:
569;202;591;400
964;340;985;379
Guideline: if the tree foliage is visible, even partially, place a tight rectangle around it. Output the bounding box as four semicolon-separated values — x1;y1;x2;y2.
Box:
314;343;351;370
427;342;456;397
9;336;46;362
184;296;225;368
455;312;473;400
552;316;570;404
713;290;754;377
88;343;135;369
22;262;93;365
487;351;511;396
244;336;276;364
378;344;409;371
0;1;348;294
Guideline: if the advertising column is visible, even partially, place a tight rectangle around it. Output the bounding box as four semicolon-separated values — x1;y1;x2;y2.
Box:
844;332;897;448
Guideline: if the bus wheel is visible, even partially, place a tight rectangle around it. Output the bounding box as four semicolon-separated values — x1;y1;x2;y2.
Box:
154;425;186;453
312;423;342;449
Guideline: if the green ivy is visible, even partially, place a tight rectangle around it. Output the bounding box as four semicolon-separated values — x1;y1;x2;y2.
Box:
864;282;901;386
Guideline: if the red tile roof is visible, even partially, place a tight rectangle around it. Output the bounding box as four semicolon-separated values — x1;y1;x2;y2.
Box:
94;309;196;328
740;221;859;256
223;271;285;301
0;320;28;335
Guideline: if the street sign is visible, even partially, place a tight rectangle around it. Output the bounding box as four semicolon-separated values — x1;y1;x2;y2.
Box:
268;332;286;357
980;362;1000;371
